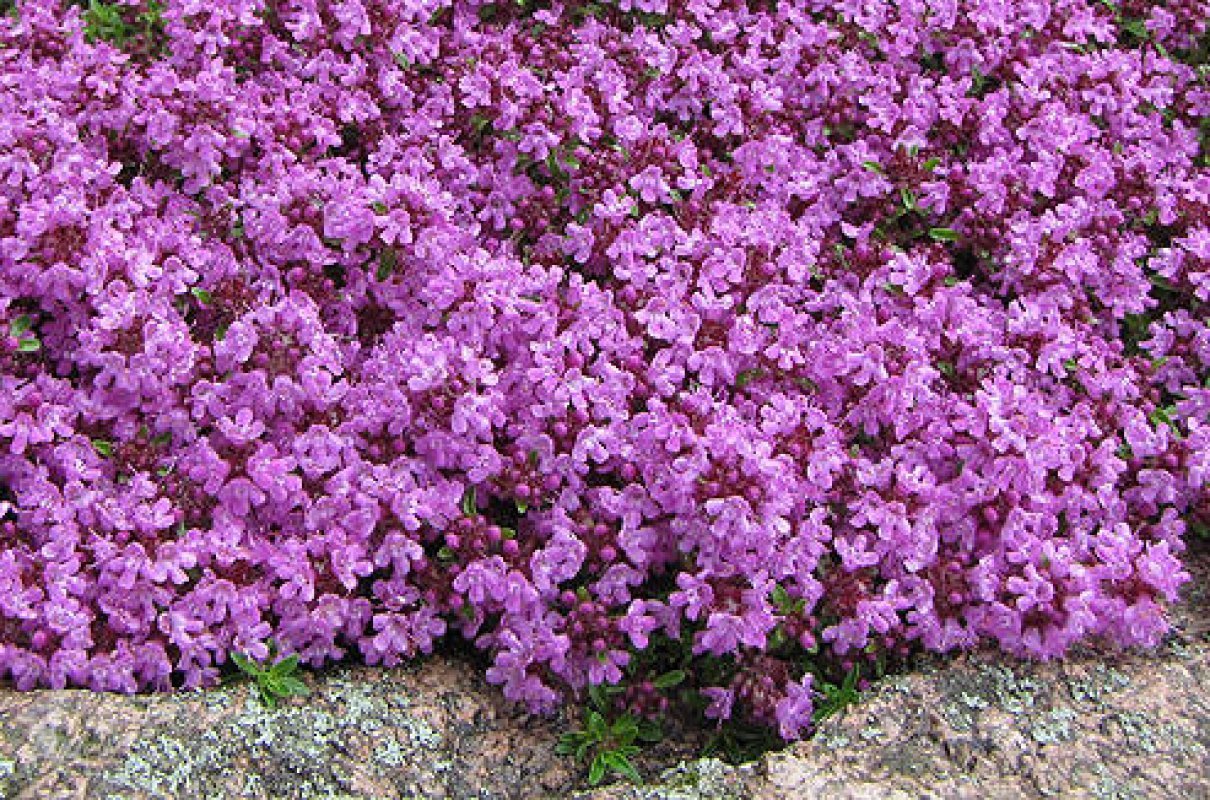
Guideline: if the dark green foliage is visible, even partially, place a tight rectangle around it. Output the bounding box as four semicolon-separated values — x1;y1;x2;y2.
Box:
230;646;312;709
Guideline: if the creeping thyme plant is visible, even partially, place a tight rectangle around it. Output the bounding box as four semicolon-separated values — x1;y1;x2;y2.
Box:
0;0;1208;766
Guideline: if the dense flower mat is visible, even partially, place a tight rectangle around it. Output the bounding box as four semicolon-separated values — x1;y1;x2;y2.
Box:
1;0;1208;740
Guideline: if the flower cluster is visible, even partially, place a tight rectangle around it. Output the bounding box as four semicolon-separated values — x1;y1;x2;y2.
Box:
0;0;1207;741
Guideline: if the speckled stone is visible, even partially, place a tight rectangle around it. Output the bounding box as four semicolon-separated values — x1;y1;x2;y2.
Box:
0;658;581;799
2;545;1208;800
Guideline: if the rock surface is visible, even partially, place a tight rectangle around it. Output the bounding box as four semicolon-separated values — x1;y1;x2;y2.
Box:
2;544;1207;799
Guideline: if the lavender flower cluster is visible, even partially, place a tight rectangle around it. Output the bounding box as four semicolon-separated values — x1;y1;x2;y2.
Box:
1;0;1208;741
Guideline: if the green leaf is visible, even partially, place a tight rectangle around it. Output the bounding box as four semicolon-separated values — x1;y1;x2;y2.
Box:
1150;406;1179;433
262;675;287;695
556;733;583;756
922;156;941;172
636;719;663;743
899;187;917;210
376;247;398;281
605;751;642;784
191;287;213;305
270;654;300;676
735;368;764;389
275;676;310;697
230;652;259;677
574;741;593;761
610;715;639;744
861;160;884;175
586;710;608;739
652;670;686;690
92;440;114;458
17;337;40;353
84;0;129;44
928;227;959;242
1120;17;1148;39
461;485;478;516
8;315;32;337
587;754;607;786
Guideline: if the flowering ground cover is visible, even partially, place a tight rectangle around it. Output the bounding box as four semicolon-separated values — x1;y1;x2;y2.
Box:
1;0;1208;775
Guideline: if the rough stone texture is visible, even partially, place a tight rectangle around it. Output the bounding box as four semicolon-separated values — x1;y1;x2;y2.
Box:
1;543;1207;799
0;658;581;799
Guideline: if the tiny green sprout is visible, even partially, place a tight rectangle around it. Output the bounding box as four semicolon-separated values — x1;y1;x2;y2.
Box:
230;649;311;709
928;227;959;242
92;439;114;458
556;703;660;787
861;160;884;175
9;315;40;352
190;287;213;305
770;583;806;615
815;666;862;722
899;187;917;211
